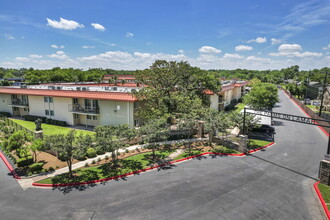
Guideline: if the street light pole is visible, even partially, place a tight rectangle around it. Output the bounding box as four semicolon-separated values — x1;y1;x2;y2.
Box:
243;107;246;135
304;71;310;105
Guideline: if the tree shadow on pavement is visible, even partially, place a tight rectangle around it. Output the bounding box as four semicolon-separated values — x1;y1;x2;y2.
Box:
247;154;318;181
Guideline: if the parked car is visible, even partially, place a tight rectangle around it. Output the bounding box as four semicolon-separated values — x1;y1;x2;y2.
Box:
305;98;311;105
252;125;275;133
312;101;320;106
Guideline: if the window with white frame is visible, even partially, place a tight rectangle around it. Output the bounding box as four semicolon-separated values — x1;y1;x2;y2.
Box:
50;110;54;116
93;116;98;120
74;114;79;119
45;109;49;115
87;115;92;120
44;96;53;103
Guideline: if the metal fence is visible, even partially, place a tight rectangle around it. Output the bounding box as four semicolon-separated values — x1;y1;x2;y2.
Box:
283;90;330;135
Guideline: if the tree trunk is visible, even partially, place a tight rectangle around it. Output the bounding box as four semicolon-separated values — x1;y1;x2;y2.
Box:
67;159;73;179
152;145;156;161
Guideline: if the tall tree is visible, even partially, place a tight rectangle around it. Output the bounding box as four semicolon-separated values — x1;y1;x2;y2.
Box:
243;83;279;110
133;60;221;119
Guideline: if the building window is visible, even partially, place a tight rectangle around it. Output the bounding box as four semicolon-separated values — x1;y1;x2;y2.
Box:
50;110;54;116
74;114;79;119
45;110;49;115
87;115;92;120
13;107;19;111
73;98;78;104
24;108;29;112
44;96;53;103
11;94;18;100
93;116;98;120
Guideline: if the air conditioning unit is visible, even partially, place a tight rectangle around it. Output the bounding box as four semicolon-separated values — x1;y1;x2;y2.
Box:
113;87;117;91
56;86;61;90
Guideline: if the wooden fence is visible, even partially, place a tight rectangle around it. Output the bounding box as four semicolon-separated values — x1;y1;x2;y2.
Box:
283;90;330;135
0;116;37;138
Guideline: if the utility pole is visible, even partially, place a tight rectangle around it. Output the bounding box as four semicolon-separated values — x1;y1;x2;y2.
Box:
319;71;328;116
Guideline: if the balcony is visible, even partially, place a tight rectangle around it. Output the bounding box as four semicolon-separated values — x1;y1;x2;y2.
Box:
68;104;99;114
8;99;29;107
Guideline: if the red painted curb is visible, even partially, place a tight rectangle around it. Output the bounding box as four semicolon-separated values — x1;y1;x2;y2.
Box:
0;152;21;179
282;90;329;137
32;142;275;187
314;181;330;220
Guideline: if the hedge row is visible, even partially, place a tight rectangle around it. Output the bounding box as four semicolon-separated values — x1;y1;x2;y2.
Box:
0;112;11;117
17;156;33;167
23;115;67;126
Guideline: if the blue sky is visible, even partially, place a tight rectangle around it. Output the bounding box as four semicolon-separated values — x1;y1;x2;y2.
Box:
0;0;330;70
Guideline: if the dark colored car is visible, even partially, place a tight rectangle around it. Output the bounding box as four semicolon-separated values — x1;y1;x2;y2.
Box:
252;125;275;133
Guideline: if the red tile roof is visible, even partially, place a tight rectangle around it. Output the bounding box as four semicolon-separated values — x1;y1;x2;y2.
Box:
0;88;137;102
43;83;143;87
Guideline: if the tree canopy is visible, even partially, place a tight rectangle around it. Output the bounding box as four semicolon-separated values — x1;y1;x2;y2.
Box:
243;83;279;110
133;60;221;119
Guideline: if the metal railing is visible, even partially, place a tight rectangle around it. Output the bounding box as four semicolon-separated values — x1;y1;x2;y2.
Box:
68;104;99;114
8;99;29;106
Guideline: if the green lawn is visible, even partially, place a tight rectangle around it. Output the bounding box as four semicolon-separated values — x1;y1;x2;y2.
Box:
10;119;94;136
318;183;330;210
306;105;318;112
248;139;271;149
234;103;246;113
36;151;173;184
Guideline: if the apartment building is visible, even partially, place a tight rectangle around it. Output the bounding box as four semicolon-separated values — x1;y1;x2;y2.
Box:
207;80;248;111
0;77;248;128
0;84;140;128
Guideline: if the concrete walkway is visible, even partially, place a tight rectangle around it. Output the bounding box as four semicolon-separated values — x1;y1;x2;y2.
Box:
17;137;206;189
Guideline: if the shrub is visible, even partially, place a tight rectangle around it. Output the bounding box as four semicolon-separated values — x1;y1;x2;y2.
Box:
85;162;89;167
86;148;97;158
125;149;129;154
0;112;11;117
97;157;101;162
48;167;55;172
45;118;52;124
91;160;96;164
105;155;109;160
29;162;44;173
55;165;59;169
96;148;105;155
17;156;33;167
23;115;46;123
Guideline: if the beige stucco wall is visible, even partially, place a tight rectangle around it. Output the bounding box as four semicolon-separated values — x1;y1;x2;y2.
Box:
210;94;219;110
29;95;74;125
0;94;13;114
99;100;134;127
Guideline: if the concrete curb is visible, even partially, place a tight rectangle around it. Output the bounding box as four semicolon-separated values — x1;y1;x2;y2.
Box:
0;152;21;179
314;181;330;220
282;90;329;137
32;142;275;187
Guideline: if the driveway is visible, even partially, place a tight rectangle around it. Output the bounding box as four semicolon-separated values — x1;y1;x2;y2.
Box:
0;90;327;219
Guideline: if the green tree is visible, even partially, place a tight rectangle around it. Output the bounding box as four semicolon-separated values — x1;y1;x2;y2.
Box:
29;139;44;162
45;131;86;178
139;118;170;161
229;111;260;135
243;83;279;110
133;60;221;119
8;130;32;151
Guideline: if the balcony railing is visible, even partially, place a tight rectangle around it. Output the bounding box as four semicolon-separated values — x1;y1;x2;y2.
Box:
68;104;99;114
8;99;29;106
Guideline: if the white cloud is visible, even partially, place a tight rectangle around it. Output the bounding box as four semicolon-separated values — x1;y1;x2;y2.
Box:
246;56;270;62
178;49;184;54
91;23;105;31
247;37;267;43
111;43;116;46
235;45;253;51
4;33;15;40
271;38;282;45
269;43;322;57
46;18;84;30
279;43;302;51
15;57;29;62
29;54;42;58
126;32;134;37
323;44;330;50
51;44;64;49
198;46;221;54
48;51;68;59
82;45;95;49
223;53;244;59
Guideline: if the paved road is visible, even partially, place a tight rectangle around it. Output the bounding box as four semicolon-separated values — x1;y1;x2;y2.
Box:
0;90;327;220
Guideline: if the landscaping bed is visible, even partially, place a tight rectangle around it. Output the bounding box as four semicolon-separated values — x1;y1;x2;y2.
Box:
318;183;330;210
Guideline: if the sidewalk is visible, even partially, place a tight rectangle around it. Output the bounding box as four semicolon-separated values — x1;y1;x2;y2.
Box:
18;137;207;189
